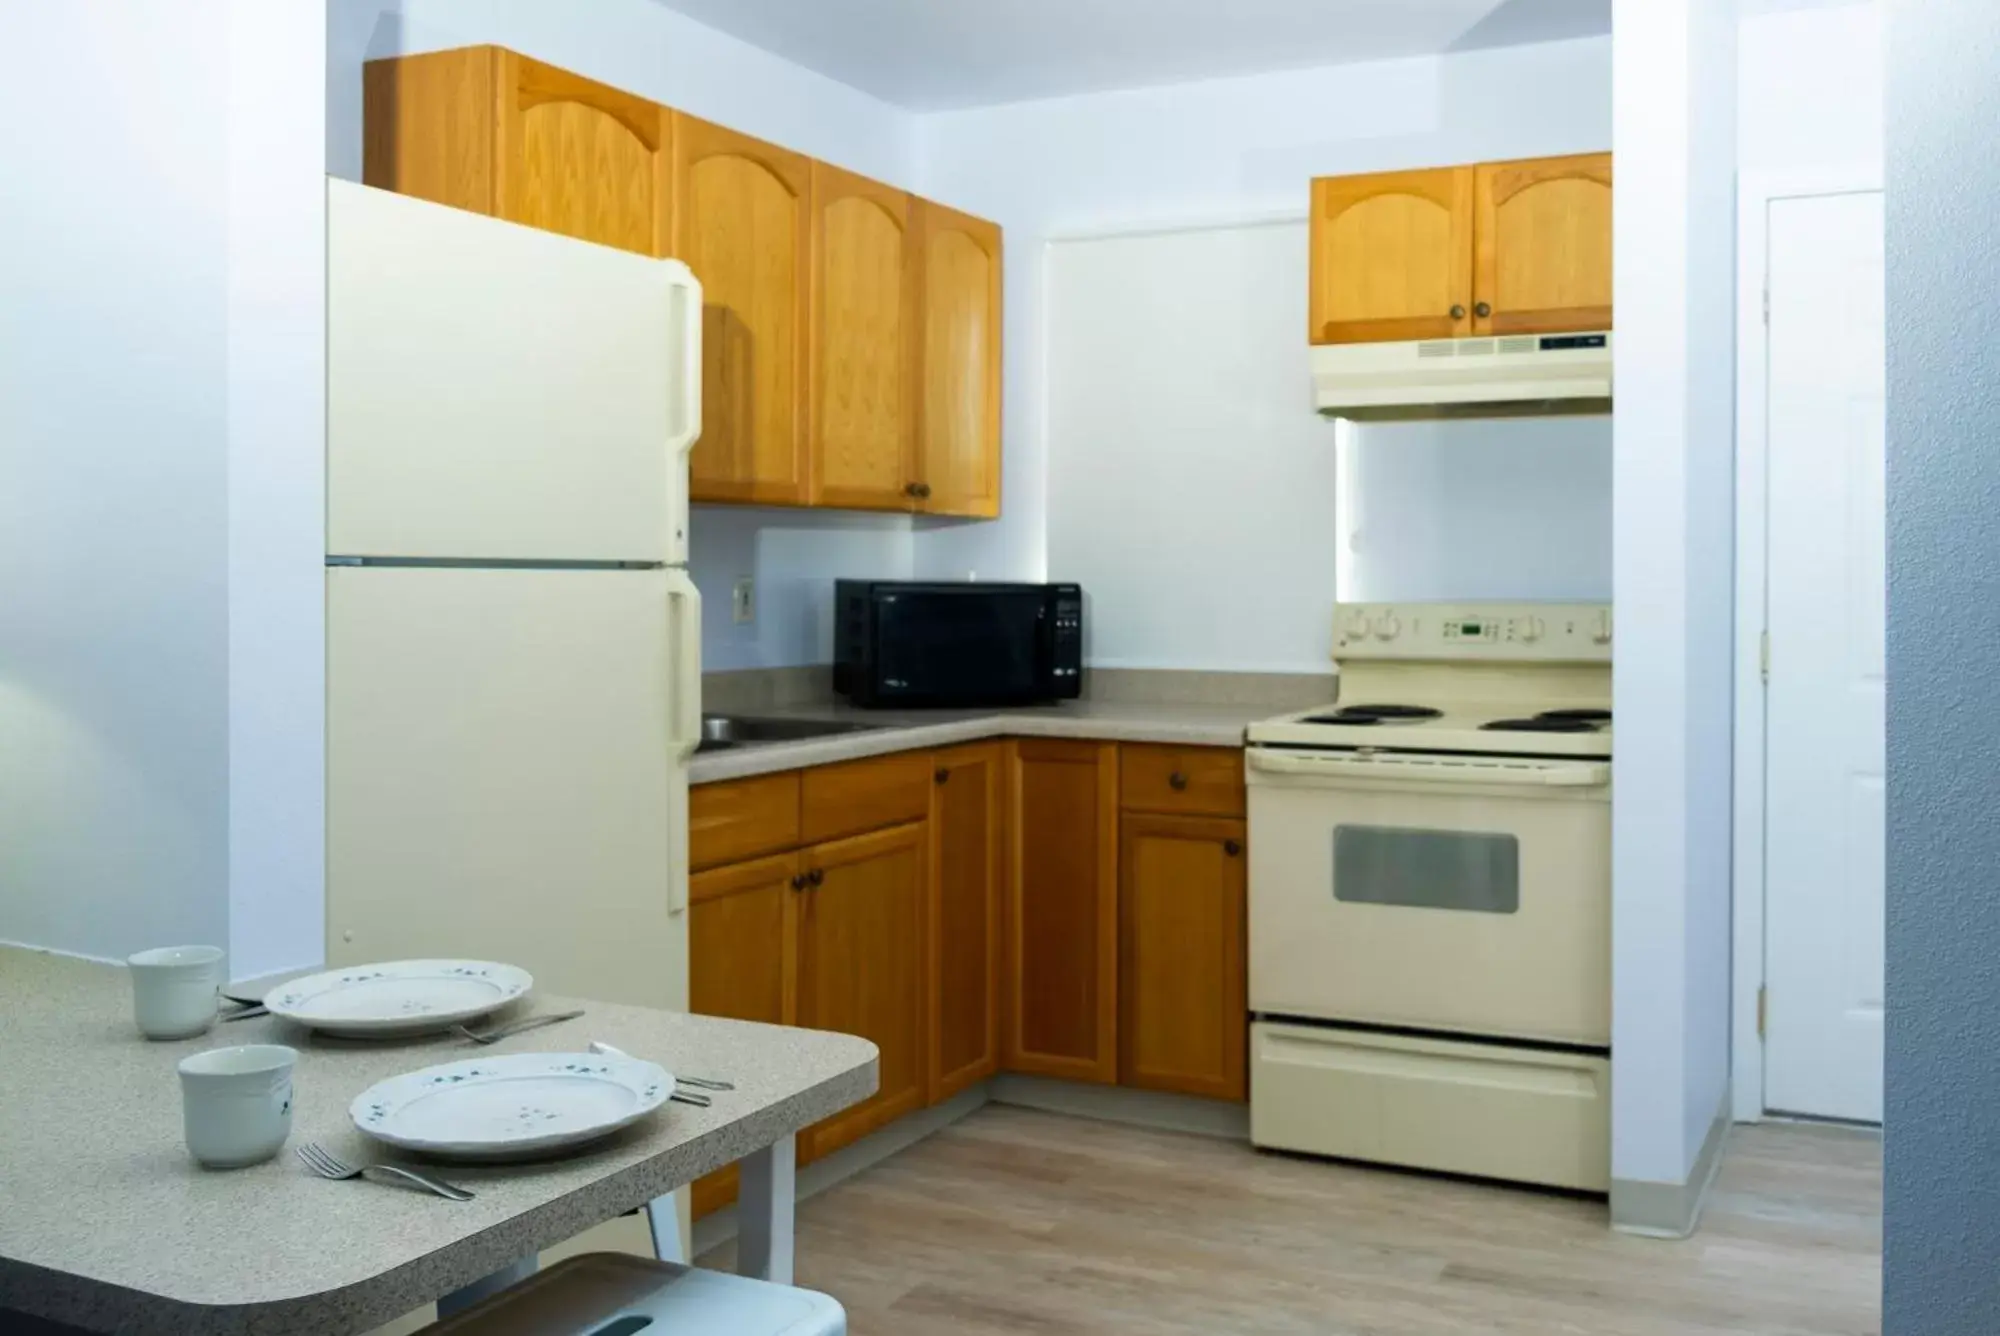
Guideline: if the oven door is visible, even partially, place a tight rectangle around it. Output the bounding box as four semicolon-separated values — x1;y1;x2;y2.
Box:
1246;748;1611;1046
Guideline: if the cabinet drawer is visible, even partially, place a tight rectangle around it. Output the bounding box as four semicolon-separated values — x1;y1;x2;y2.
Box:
801;751;933;845
1120;744;1245;818
690;773;801;872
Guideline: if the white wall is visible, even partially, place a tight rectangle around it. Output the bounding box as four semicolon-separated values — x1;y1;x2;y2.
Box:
326;0;928;671
0;3;234;959
1341;417;1614;603
1739;1;1883;174
1044;222;1341;671
690;508;914;670
1610;0;1738;1201
913;37;1615;651
228;1;329;978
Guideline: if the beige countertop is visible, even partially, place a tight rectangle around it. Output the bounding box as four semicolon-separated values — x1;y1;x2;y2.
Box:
0;948;876;1335
687;698;1296;785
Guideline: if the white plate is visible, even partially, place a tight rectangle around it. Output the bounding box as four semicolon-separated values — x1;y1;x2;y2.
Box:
350;1052;673;1161
266;960;532;1037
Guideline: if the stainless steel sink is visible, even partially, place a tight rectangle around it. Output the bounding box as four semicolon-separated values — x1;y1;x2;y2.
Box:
695;714;886;753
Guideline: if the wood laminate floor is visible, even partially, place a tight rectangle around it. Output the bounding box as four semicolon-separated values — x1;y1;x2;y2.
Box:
701;1105;1882;1335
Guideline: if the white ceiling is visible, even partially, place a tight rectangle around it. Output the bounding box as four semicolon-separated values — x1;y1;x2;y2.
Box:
648;0;1612;112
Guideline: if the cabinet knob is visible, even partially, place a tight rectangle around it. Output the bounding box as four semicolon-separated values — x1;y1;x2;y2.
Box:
935;766;950;785
916;482;933;500
1450;304;1466;320
808;867;825;888
904;481;922;497
1474;302;1492;318
789;873;806;892
1168;771;1189;791
1224;839;1242;857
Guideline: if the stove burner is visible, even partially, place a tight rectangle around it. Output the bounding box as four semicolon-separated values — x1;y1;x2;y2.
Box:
1481;716;1601;733
1536;708;1612;723
1304;703;1445;726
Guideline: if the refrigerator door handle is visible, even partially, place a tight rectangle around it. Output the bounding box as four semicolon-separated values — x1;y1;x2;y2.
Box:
663;263;703;465
666;569;702;759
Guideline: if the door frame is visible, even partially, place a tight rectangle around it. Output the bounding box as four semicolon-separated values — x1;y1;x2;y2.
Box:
1730;164;1885;1124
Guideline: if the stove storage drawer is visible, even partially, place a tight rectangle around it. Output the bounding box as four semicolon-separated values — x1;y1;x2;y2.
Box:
1120;744;1246;819
1250;1021;1609;1192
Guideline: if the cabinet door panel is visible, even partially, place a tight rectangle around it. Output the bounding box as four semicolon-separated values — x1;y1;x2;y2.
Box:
797;822;928;1162
1473;153;1613;336
1004;740;1119;1083
931;744;1003;1102
915;201;1002;518
674;115;813;504
499;53;670;257
813;165;917;511
1119;815;1247;1101
688;852;799;1218
1310;167;1473;345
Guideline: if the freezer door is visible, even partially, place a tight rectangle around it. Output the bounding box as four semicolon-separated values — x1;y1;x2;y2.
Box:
328;180;700;564
327;566;701;1010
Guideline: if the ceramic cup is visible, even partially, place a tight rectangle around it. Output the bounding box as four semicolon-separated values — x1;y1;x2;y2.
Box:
178;1044;297;1169
128;945;224;1040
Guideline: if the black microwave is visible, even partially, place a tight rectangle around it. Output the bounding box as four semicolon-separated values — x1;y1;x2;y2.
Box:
833;581;1084;708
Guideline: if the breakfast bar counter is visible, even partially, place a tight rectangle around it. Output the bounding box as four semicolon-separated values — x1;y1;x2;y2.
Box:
0;948;877;1335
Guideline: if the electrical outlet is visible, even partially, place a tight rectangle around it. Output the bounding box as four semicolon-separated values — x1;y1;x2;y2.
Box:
732;577;755;624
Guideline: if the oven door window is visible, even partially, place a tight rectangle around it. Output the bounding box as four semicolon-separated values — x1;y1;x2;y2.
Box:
1332;825;1520;914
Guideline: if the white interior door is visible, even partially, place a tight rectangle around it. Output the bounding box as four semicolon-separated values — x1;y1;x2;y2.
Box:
1762;189;1885;1122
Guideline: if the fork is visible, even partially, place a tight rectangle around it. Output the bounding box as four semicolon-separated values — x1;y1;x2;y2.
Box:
296;1143;474;1201
588;1040;733;1092
452;1009;586;1045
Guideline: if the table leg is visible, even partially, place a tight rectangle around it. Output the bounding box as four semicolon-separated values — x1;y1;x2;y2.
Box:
735;1133;795;1284
436;1256;536;1318
645;1190;687;1263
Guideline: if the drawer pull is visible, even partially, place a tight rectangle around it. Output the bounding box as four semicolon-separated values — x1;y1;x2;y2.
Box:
1224;839;1241;857
1168;771;1189;791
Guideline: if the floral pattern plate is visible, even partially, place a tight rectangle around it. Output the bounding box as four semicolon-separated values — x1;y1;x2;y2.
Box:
350;1052;673;1161
266;960;533;1037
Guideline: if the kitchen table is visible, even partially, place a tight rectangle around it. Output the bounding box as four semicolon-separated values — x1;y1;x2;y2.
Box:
0;948;876;1335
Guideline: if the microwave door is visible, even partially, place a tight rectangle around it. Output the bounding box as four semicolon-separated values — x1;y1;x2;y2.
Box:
875;589;1045;705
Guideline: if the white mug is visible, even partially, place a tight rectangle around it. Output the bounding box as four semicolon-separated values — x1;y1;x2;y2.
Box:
178;1044;297;1169
128;945;224;1040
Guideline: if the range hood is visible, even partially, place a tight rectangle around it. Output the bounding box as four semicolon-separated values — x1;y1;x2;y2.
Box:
1313;332;1612;421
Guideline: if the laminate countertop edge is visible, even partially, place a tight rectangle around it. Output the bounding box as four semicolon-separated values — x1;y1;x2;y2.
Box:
687;704;1281;785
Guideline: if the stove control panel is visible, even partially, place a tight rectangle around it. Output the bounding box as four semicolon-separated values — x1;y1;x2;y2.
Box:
1332;603;1612;662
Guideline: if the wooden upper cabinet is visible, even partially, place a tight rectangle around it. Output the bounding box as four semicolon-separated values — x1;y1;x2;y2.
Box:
810;164;918;511
363;46;671;257
1309;167;1473;345
796;822;929;1163
913;200;1003;519
1473;153;1613;336
929;743;1003;1103
673;114;814;505
1118;814;1247;1102
1004;740;1119;1084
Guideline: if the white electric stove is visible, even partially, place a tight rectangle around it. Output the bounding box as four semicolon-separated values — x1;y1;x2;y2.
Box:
1245;602;1614;1193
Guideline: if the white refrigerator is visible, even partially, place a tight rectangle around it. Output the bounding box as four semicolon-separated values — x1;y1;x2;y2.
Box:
325;180;702;1012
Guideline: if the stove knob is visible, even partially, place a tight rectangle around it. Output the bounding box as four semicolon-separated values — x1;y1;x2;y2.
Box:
1517;616;1545;643
1342;611;1373;643
1373;614;1401;641
1591;610;1613;646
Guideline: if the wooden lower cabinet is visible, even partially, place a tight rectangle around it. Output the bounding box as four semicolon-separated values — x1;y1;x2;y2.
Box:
796;821;930;1163
687;851;800;1218
1004;740;1120;1083
929;743;1003;1102
1118;814;1248;1101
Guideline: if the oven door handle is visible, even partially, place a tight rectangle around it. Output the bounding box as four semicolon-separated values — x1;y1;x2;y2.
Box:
1247;749;1610;788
